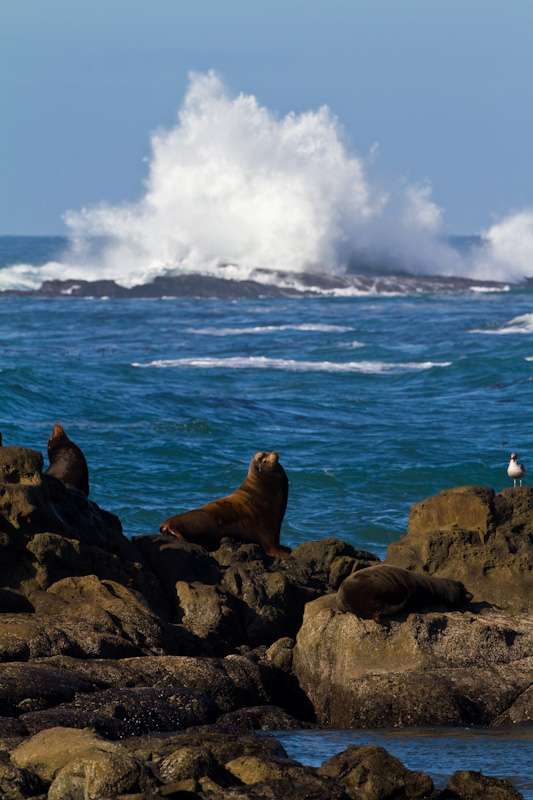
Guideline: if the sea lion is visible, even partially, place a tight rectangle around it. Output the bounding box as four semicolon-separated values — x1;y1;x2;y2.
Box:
336;564;473;622
44;423;89;496
159;451;289;558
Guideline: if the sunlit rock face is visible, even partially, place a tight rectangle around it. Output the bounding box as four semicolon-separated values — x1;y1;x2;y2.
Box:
386;485;533;612
292;485;533;729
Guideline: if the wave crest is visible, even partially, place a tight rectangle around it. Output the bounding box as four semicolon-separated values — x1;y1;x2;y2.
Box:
1;71;532;290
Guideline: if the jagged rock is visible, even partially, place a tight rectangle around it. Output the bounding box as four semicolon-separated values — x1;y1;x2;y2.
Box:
0;447;166;613
264;637;295;672
132;534;376;655
0;444;530;796
133;533;221;596
386;486;533;612
0;610;146;663
291;538;380;590
319;744;434;800
291;594;533;727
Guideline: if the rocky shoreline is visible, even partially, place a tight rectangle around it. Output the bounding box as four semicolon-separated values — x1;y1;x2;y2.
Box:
1;270;516;299
0;445;530;799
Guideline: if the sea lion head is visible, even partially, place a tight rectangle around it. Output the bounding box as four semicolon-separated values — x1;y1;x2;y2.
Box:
253;451;279;471
49;423;65;440
453;580;474;606
249;452;287;484
47;424;68;454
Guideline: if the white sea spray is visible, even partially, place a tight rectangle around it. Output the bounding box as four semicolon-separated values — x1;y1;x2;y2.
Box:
1;72;532;289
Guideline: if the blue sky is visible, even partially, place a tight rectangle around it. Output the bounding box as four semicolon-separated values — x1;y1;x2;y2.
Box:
1;0;532;236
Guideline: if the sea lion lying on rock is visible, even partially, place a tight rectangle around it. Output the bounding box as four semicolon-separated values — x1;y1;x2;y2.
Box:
44;423;90;496
336;564;473;621
160;451;290;558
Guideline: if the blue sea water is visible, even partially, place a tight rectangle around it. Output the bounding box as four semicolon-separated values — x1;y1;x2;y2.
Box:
1;236;532;795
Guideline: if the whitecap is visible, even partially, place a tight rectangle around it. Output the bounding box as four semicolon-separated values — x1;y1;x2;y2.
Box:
131;356;451;374
471;313;533;334
185;324;353;335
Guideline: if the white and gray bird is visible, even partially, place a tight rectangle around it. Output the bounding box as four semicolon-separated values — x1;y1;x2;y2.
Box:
507;453;526;487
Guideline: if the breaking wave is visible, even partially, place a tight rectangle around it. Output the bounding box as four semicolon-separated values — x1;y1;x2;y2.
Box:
471;313;533;335
2;71;533;290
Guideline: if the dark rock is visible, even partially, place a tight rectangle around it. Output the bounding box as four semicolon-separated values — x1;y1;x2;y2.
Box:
3;653;286;733
264;637;295;672
444;769;524;800
19;686;216;738
0;443;529;798
386;486;533;612
0;610;145;662
0;661;94;717
0;760;46;799
132;534;221;594
45;574;167;653
147;725;289;764
215;705;307;730
291;538;380;590
319;744;434;799
156;744;232;786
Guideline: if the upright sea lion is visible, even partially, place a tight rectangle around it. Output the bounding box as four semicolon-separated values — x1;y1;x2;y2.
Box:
336;564;473;622
159;451;289;558
44;424;89;496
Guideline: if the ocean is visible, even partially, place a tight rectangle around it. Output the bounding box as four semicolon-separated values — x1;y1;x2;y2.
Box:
1;234;532;796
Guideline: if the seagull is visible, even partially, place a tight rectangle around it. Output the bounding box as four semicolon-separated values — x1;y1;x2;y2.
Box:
507;453;526;487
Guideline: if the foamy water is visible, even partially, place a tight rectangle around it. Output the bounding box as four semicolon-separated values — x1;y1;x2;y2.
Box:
132;356;452;373
185;324;355;335
470;313;533;334
1;71;533;291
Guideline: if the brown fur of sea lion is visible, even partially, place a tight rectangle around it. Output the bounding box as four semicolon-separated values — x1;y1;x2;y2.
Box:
159;451;289;558
336;564;473;621
44;423;89;496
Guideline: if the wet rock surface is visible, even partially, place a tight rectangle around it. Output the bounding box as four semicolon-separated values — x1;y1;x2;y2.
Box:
0;447;529;798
